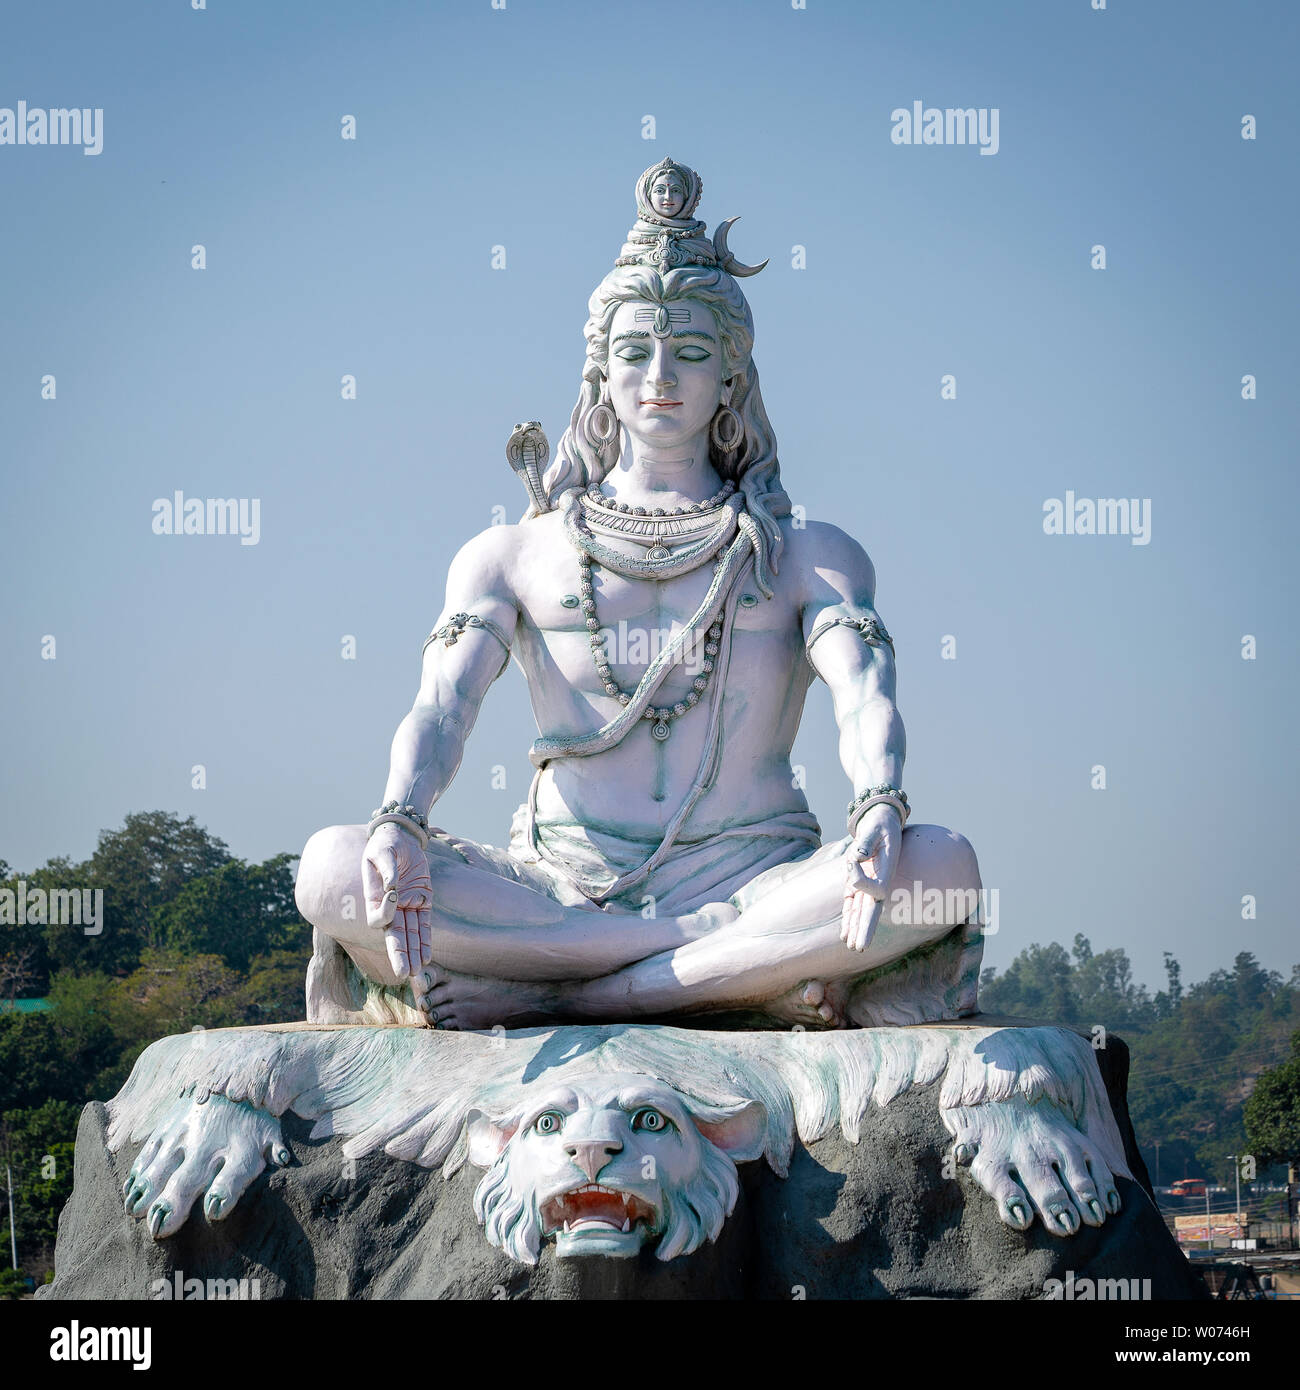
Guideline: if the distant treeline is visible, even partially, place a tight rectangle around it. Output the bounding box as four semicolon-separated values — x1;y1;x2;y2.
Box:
980;938;1300;1188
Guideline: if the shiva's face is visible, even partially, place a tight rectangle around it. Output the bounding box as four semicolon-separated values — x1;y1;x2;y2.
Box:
605;299;724;452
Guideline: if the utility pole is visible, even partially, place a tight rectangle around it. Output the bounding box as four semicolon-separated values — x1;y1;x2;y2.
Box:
1205;1185;1212;1252
6;1164;15;1270
1227;1155;1241;1248
1153;1141;1161;1188
1288;1164;1297;1252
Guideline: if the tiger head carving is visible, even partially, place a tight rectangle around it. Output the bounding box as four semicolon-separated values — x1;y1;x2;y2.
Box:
465;1072;767;1264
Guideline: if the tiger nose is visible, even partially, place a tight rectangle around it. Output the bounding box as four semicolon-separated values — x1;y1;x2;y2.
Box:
565;1137;623;1182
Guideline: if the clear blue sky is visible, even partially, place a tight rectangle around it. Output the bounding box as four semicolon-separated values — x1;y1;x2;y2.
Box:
1;0;1296;992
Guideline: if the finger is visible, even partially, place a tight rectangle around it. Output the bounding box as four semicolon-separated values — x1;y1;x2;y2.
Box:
852;826;882;863
385;924;411;981
363;850;400;928
417;905;433;967
844;856;873;895
400;905;424;977
850;891;869;951
850;896;883;953
366;884;398;930
855;858;890;897
840;880;860;944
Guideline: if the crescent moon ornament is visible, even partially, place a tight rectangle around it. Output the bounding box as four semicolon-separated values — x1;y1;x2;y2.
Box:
712;217;769;278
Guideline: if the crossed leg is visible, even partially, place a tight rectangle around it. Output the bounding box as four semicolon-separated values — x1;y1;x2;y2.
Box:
417;824;980;1030
296;823;723;991
297;822;979;1030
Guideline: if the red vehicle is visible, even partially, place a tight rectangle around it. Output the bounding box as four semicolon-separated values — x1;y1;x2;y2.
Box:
1172;1178;1207;1199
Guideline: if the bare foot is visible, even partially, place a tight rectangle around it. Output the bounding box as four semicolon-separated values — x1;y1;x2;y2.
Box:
414;964;559;1031
764;978;849;1030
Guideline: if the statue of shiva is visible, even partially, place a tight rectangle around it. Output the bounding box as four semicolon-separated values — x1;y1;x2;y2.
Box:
295;156;985;1033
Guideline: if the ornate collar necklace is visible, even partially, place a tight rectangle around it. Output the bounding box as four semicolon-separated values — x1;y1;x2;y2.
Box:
583;479;736;518
562;489;742;579
579;501;727;544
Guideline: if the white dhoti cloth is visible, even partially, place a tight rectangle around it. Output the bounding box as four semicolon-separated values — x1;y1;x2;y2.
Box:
428;805;830;916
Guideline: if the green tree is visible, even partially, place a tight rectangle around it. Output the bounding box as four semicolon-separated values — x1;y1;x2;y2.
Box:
1244;1031;1300;1169
1070;934;1156;1033
45;811;233;976
0;1099;81;1267
979;941;1079;1021
117;948;246;1039
150;852;305;973
237;946;312;1023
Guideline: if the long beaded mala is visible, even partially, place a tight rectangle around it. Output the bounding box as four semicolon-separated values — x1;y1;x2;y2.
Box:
578;551;724;742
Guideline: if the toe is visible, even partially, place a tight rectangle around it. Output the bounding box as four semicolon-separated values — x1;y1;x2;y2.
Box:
203;1142;271;1223
1001;1187;1033;1231
146;1200;172;1239
971;1154;1034;1232
132;1144;186;1215
1017;1157;1082;1236
151;1148;224;1237
1056;1146;1108;1228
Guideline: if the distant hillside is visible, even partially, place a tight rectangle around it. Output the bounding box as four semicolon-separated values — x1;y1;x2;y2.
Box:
980;936;1300;1185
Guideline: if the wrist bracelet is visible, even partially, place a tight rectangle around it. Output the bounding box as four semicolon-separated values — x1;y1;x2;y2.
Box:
847;785;909;836
368;802;430;850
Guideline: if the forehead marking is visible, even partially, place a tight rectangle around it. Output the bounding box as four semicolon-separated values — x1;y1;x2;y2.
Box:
635;306;691;339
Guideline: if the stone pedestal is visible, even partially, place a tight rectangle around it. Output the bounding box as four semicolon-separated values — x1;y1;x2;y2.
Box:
42;1018;1204;1300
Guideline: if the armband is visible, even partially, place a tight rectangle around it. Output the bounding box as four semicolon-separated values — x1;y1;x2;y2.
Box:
805;612;895;664
421;611;512;672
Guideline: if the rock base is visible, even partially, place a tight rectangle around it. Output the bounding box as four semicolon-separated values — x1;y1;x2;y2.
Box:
42;1019;1205;1300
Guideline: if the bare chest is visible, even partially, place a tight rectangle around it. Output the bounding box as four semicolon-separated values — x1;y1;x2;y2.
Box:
513;528;800;698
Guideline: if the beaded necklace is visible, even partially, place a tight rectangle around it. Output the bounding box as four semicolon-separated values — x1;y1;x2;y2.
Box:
568;484;737;743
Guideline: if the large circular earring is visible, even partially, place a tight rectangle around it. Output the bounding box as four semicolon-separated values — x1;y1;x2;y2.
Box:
585;382;618;448
711;403;743;452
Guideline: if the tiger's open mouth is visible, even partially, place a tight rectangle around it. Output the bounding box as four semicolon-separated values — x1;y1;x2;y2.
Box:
540;1184;656;1236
